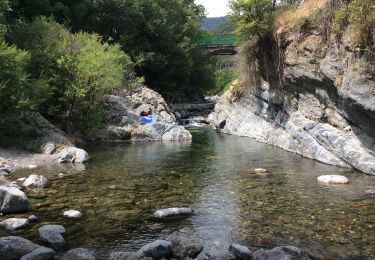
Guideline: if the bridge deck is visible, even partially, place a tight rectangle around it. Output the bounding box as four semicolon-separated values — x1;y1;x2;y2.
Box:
195;34;237;47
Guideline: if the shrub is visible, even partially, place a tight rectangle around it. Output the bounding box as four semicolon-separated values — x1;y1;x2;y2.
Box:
9;17;134;136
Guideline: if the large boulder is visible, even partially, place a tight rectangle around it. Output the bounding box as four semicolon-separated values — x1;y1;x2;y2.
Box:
38;225;65;250
58;147;89;163
0;218;29;231
167;236;203;259
97;86;192;142
61;248;97;260
23;175;48;189
252;246;312;260
0;236;40;260
138;240;172;259
20;246;56;260
0;185;30;213
162;125;192;141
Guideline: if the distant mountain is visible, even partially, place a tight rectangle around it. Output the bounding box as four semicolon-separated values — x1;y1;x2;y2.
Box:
201;17;230;31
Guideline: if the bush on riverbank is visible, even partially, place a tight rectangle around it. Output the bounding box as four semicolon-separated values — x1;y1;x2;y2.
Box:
1;17;133;136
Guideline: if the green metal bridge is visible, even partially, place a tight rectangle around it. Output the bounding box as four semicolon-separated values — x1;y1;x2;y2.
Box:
194;34;237;56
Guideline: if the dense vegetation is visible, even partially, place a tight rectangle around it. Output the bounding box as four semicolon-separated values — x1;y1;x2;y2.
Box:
0;0;220;137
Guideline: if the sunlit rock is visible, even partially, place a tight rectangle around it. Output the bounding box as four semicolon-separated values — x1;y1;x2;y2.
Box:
317;175;349;184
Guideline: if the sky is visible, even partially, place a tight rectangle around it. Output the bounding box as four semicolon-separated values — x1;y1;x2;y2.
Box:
195;0;231;17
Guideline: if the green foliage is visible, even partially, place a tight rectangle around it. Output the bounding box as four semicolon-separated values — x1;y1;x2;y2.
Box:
8;18;133;136
0;40;30;114
230;0;274;39
7;0;214;101
57;32;131;134
333;0;375;47
206;56;236;96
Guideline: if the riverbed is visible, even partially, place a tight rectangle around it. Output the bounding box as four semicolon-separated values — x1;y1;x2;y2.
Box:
4;128;375;259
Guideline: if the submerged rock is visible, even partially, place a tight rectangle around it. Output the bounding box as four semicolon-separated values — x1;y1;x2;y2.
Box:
153;207;193;219
0;185;30;213
364;189;375;197
38;225;65;250
317;175;349;184
109;251;152;260
0;236;40;260
0;218;29;231
63;209;82;219
58;147;89;163
229;244;252;259
23;174;47;189
138;240;172;259
167;236;203;259
28;215;38;222
252;246;311;260
61;248;97;260
20;246;56;260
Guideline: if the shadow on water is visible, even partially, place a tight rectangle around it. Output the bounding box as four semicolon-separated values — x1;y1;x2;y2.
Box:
4;128;375;259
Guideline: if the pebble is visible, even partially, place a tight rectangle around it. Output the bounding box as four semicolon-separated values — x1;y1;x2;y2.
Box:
317;175;349;184
63;210;83;219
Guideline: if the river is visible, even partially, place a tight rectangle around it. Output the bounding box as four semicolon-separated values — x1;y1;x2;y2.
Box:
5;127;375;259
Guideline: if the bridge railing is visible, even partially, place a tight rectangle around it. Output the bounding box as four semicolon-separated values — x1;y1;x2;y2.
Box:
195;34;237;47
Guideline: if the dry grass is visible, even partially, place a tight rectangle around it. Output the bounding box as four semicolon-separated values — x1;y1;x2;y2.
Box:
274;0;330;30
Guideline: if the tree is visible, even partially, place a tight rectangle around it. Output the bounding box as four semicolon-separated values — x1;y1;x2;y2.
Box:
230;0;273;40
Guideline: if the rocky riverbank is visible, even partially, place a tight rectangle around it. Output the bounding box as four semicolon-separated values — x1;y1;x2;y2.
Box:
208;14;375;175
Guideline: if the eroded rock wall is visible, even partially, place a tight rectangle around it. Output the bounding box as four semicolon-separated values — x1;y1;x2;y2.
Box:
209;26;375;175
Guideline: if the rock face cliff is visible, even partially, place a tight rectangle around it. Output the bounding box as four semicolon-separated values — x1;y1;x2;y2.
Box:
209;24;375;175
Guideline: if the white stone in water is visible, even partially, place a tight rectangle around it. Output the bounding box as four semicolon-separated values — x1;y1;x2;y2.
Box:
0;218;29;231
254;168;267;173
317;175;349;184
23;174;47;189
17;178;27;182
26;165;37;169
153;207;193;219
63;210;82;219
58;173;64;178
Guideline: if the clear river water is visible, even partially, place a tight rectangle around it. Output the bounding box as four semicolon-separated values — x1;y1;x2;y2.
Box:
4;127;375;259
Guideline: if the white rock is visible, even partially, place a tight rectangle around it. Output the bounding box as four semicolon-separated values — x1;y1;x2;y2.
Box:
26;165;37;169
63;210;82;219
58;147;89;163
317;175;349;184
0;218;29;231
23;174;47;189
17;178;27;182
153;207;193;219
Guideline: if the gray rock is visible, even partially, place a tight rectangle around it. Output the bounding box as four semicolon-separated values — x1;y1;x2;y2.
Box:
252;246;312;260
228;244;252;259
28;215;38;222
161;125;192;141
0;218;29;231
108;251;152;260
98;86;195;143
38;225;65;250
0;236;40;260
58;147;89;163
20;246;56;260
166;236;203;259
0;185;30;213
41;142;56;155
61;248;97;260
138;240;172;259
23;175;48;189
364;189;375;197
153;207;193;219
